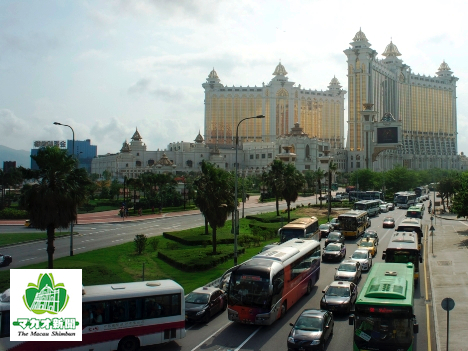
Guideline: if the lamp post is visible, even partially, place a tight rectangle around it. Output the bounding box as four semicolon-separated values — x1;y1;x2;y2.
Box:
53;121;75;257
234;115;265;265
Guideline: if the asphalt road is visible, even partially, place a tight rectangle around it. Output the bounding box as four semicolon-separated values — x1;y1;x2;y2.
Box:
0;198;433;350
138;205;431;351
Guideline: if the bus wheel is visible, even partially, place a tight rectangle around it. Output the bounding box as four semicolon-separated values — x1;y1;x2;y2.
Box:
306;280;313;295
118;336;140;351
280;302;287;319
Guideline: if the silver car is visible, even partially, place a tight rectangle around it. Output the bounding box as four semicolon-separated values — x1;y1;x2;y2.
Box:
334;260;362;284
349;249;373;272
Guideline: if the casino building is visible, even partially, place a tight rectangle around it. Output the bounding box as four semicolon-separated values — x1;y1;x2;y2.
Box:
345;29;459;171
202;63;346;149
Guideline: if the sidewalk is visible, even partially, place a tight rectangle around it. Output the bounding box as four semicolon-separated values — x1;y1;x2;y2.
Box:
0;195;276;226
427;213;468;351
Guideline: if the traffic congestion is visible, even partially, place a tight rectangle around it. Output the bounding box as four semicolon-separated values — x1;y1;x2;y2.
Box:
163;189;432;351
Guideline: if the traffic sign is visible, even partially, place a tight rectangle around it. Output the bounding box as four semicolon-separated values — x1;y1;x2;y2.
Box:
441;297;455;311
430;225;435;231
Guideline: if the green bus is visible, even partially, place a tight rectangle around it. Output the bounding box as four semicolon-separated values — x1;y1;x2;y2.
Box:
349;262;419;351
406;206;423;219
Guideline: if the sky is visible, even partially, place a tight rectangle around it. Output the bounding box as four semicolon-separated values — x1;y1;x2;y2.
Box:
1;0;468;156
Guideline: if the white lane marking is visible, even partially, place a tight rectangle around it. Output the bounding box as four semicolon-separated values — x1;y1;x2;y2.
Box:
190;321;232;351
74;247;86;251
81;239;94;242
37;248;46;251
459;221;468;227
20;257;37;262
234;327;262;351
112;239;124;243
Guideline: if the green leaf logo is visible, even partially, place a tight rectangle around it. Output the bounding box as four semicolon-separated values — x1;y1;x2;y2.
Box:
22;273;69;315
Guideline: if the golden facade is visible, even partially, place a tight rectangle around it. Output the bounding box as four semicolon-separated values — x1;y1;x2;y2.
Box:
345;29;458;170
202;65;346;148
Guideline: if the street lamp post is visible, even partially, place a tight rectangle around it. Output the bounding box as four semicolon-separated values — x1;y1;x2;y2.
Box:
234;115;265;265
53;122;75;257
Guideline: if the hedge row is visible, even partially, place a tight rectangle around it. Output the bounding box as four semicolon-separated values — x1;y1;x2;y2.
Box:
163;232;235;246
158;246;245;272
0;208;29;219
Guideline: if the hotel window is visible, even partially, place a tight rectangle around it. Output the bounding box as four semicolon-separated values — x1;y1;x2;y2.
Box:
262;154;266;159
250;155;254;159
256;154;259;159
268;153;272;158
356;162;360;168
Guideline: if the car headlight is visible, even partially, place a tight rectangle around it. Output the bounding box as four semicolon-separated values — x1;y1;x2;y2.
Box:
288;336;295;343
196;309;207;316
310;340;320;345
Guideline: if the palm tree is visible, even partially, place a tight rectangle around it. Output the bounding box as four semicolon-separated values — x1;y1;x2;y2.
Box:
19;146;91;268
194;161;234;254
282;164;305;222
262;159;286;216
315;168;325;208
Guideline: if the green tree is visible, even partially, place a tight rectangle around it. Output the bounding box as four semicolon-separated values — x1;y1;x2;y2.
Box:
109;179;122;200
282;164;305;222
262;160;286;216
19;146;91;268
451;172;468;218
194;161;234;254
350;169;375;191
437;173;459;211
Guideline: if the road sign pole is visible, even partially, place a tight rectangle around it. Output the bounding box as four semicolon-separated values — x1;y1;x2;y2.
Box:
441;297;455;351
447;308;449;351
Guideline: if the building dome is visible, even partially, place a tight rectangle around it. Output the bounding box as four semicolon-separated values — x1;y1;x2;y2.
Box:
156;153;173;166
208;68;219;79
273;62;288;76
438;60;451;71
120;140;131;153
131;127;142;141
329;76;340;85
194;130;204;143
382;41;402;57
353;28;368;42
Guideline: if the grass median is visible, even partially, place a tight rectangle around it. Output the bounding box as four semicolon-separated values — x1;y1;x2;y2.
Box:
0;206;346;293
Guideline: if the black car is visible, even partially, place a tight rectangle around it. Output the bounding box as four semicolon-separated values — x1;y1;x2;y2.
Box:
287;309;334;351
320;281;358;314
362;230;379;245
322;243;346;262
319;224;333;239
185;286;227;322
324;232;345;247
0;254;12;267
326;197;342;203
334;260;362;284
329;218;340;230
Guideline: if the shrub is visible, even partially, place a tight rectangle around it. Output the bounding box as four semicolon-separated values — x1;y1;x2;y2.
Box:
134;234;147;255
149;237;159;251
0;208;29;219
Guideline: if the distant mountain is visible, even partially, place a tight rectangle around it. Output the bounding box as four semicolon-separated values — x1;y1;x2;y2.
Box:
0;145;31;169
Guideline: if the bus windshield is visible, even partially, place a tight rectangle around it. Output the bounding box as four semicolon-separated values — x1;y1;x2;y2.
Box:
385;250;419;265
396;195;410;204
354;315;413;349
354;203;367;211
228;274;271;308
279;228;304;243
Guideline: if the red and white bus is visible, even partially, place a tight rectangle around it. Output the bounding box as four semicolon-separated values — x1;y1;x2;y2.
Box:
0;280;185;351
221;238;321;325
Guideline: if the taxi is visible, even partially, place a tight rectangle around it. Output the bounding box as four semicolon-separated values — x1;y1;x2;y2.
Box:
357;237;378;257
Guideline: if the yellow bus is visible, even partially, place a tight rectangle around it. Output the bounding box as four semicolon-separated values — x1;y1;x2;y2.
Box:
278;217;320;243
337;210;370;239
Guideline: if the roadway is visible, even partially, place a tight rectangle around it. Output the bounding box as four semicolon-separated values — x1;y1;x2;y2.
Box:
146;205;432;351
0;197;434;350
